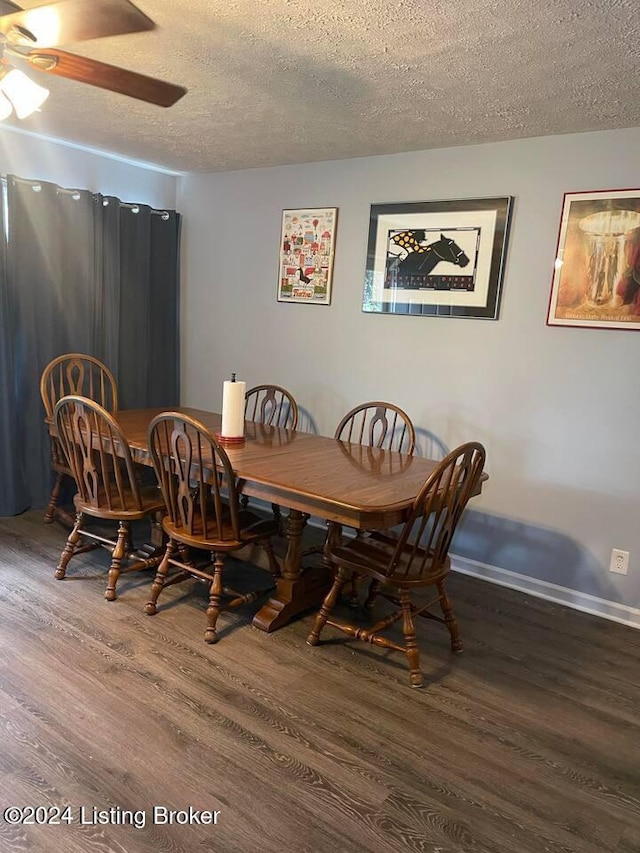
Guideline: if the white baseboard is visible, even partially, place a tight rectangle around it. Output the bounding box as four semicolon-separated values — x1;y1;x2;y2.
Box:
282;511;640;630
451;555;640;630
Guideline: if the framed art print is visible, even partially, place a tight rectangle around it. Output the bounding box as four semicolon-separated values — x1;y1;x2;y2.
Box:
362;197;512;319
547;188;640;330
277;207;338;305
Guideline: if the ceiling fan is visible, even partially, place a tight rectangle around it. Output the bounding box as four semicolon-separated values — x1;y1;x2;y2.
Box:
0;0;186;120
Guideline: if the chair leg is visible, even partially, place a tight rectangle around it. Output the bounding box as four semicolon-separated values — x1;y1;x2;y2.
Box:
347;573;362;609
105;521;129;601
261;536;281;578
400;591;424;688
205;553;225;644
177;543;195;568
363;579;381;610
145;540;176;615
55;511;83;579
307;565;350;646
438;580;463;653
271;502;284;536
44;473;65;524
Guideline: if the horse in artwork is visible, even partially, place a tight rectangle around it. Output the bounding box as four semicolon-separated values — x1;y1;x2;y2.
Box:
388;230;470;276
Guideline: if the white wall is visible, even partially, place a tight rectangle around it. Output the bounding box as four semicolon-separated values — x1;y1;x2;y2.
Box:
0;128;178;208
178;127;640;623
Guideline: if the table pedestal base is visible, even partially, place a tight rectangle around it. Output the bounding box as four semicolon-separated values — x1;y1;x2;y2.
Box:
252;563;332;632
252;512;340;633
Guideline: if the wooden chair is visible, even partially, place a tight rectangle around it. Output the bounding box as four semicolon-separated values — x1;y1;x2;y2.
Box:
243;384;299;531
307;441;486;687
334;401;415;454
40;353;118;524
53;395;165;601
244;384;299;429
145;412;281;644
308;401;417;594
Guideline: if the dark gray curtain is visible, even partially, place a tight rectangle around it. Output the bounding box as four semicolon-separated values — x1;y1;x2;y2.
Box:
105;200;180;408
0;175;180;516
0;191;29;514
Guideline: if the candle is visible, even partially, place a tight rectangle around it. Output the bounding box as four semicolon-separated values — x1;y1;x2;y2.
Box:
221;375;246;438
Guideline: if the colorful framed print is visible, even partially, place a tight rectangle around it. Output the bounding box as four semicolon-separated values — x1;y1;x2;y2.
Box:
277;208;338;305
547;189;640;330
362;197;512;319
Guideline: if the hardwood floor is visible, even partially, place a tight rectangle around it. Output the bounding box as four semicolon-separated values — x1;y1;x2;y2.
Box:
1;510;639;853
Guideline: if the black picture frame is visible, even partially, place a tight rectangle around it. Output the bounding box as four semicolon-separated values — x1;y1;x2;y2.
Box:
362;196;512;319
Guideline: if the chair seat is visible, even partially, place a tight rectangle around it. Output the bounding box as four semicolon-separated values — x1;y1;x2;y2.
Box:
161;509;279;552
329;531;450;588
74;485;165;520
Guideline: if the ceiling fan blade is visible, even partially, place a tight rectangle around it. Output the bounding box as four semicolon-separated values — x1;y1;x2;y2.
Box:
0;0;154;48
0;0;23;16
27;48;186;107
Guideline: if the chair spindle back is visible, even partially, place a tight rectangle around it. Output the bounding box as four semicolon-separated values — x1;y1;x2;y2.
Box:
41;353;118;419
54;395;143;513
245;385;299;429
334;402;416;455
148;413;242;542
389;441;485;581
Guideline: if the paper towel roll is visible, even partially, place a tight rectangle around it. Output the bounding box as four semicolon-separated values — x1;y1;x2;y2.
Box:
221;379;246;438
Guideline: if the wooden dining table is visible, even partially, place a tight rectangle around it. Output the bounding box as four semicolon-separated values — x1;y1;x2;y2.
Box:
49;406;487;632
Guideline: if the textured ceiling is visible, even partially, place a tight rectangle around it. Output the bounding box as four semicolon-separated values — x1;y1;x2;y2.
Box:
3;0;639;173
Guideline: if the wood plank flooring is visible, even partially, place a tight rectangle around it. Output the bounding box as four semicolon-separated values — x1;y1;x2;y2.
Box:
0;510;639;853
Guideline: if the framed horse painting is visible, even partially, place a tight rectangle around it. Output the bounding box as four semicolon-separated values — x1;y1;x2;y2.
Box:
362;197;512;319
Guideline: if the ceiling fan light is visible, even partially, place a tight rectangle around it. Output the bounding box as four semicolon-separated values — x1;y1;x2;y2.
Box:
12;8;61;48
0;69;49;119
7;24;38;46
0;91;13;122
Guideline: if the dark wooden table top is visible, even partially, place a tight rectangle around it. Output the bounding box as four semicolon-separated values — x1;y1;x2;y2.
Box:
46;405;488;631
115;407;486;529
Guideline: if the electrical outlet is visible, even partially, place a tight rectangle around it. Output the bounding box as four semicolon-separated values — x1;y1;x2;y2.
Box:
610;549;630;575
